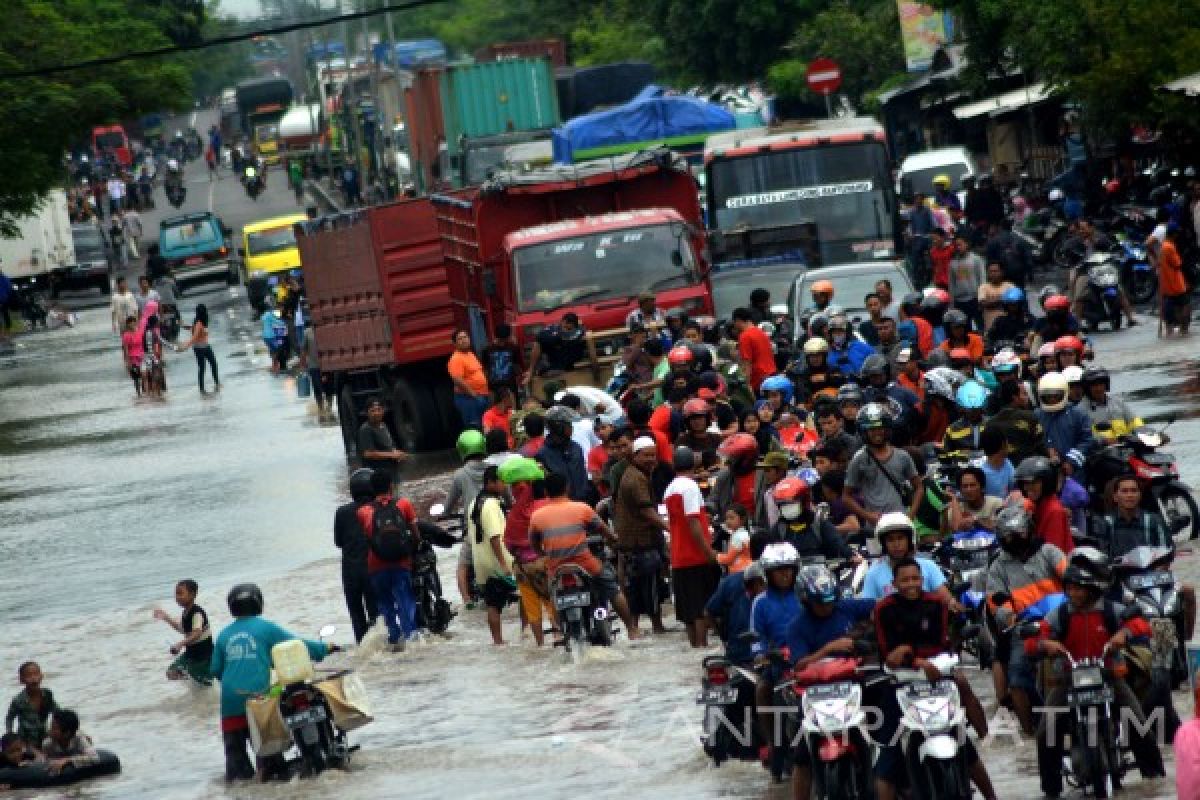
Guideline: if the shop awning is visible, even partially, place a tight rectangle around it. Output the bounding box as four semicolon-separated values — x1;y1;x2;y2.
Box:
952;83;1052;119
1161;72;1200;97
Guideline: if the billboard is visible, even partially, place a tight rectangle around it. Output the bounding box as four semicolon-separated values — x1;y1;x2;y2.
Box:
896;1;948;72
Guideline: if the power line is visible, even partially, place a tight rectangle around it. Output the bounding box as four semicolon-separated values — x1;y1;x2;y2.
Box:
0;0;447;80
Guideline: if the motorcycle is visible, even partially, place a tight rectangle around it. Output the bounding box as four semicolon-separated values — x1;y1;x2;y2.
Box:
1112;237;1155;304
550;534;614;655
165;181;186;209
889;652;974;800
697;654;760;766
13;283;49;330
793;657;876;800
416;509;459;635
245;173;264;200
1080;255;1124;331
934;528;999;667
1114;544;1188;693
1087;418;1199;545
248;624;370;778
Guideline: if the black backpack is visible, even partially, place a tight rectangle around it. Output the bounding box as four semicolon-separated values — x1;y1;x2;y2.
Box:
369;500;416;561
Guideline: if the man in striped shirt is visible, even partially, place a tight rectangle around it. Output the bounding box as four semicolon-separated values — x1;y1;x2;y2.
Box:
530;471;641;639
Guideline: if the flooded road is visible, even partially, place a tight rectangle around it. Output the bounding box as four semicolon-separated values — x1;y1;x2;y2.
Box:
0;142;1195;797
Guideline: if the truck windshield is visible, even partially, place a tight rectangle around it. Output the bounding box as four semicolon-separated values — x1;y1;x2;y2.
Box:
255;124;279;141
72;229;107;261
902;163;970;197
464;144;510;185
708;141;896;265
247;225;296;256
95;132;125;149
512;223;696;313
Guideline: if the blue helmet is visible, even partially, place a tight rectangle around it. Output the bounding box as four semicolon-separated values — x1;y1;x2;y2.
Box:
760;374;794;406
1001;287;1025;306
955;380;989;410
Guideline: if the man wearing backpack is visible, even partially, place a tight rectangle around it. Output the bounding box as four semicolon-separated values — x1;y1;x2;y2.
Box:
357;469;421;650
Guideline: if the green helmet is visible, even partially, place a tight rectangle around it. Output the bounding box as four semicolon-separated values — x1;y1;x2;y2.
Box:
455;429;486;461
498;456;544;485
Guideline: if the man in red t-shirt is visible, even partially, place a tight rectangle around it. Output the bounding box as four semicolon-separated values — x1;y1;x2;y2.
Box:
357;470;421;648
481;387;515;447
664;446;720;647
732;307;776;392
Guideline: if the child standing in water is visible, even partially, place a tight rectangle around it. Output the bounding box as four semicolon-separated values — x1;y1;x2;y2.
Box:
5;661;59;751
153;579;214;685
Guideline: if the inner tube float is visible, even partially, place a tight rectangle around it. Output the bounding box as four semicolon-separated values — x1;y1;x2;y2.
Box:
0;750;121;788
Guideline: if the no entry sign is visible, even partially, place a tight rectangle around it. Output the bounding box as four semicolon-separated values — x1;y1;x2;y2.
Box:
806;57;843;96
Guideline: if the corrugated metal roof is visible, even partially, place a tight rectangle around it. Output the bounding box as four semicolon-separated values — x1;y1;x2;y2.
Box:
952;83;1053;119
1162;72;1200;97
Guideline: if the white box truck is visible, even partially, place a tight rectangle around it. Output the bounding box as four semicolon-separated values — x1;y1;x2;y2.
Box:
1;189;76;292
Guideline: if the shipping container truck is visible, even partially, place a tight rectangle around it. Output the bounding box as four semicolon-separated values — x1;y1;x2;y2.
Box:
440;58;561;188
402;67;446;194
296;149;712;454
235;76;294;164
475;39;567;68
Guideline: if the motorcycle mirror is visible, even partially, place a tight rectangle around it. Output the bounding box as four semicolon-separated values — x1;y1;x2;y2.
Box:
770;303;789;316
318;624;337;639
429;503;445;516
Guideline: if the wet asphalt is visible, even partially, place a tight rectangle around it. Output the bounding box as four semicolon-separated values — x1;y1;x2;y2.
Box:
0;113;1195;798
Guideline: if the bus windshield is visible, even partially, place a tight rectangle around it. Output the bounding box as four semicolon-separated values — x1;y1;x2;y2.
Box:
512;224;696;312
708;141;896;265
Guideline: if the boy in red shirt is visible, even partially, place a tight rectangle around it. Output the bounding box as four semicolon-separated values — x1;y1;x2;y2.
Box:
481;387;515;447
732;307;776;392
357;469;421;649
928;228;954;289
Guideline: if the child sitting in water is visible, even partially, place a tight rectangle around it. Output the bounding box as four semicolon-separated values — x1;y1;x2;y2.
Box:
5;661;58;751
152;579;214;686
41;709;98;776
0;732;36;767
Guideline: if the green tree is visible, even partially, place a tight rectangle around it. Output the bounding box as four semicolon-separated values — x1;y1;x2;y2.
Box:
767;0;906;110
0;0;201;230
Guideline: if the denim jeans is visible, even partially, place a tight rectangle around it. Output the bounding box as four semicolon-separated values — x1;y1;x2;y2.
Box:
370;567;416;643
453;393;488;429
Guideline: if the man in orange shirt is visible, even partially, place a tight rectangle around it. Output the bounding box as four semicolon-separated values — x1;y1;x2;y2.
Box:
447;329;490;428
732;307;776;392
1160;226;1191;335
481;387;515;447
530;471;641;639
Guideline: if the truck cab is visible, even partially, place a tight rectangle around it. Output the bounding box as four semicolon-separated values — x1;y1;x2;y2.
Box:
158;212;239;292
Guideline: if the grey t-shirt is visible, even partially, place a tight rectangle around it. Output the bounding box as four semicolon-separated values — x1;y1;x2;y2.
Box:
303;327;320;369
357;421;396;478
845;446;917;513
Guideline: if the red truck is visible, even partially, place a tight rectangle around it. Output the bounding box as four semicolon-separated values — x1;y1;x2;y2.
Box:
296;149;712;453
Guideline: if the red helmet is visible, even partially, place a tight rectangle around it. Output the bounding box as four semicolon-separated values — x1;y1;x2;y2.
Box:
667;345;695;366
717;433;758;464
1044;294;1071;313
682;398;710;418
1055;335;1085;355
774;476;811;505
931;288;951;306
949;347;972;363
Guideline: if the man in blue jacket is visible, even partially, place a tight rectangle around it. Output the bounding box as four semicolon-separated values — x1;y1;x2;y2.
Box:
826;314;874;376
211;584;337;782
704;560;767;666
1035;372;1095;461
536;405;591;503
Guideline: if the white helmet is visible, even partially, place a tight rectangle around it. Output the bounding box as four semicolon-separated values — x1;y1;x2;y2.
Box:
166;158;179;171
760;542;799;572
1038;372;1069;412
803;336;829;355
1048;188;1064;202
876;511;916;552
1062;365;1084;385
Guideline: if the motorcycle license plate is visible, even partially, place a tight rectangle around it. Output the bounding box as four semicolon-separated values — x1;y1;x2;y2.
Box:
1128;572;1174;590
555;592;590;610
905;679;953;699
697;687;738;704
185;256;204;265
284;706;327;727
1069;687;1113;706
804;682;853;701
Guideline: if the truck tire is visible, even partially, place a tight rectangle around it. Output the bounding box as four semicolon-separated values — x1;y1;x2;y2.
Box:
338;385;359;458
391;377;440;451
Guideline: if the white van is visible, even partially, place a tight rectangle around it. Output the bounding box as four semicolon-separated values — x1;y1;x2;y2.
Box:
897;146;979;204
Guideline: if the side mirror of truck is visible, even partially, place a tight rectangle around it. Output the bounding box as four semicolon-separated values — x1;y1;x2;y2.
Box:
670;250;683;267
221;223;233;236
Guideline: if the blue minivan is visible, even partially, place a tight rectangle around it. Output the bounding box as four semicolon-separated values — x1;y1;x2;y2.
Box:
158;212;240;291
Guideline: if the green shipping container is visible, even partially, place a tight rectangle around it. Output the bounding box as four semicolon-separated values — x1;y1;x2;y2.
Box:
440;58;561;156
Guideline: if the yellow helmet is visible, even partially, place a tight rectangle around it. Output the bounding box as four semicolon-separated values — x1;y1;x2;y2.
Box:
932;174;951;188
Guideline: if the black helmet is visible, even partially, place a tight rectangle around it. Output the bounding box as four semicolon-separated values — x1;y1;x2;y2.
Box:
349;468;375;501
901;292;923;313
1015;456;1058;492
688;342;714;372
994;503;1031;541
1065;546;1111;590
544;405;575;437
1081;365;1110;389
860;354;890;383
943;309;969;329
837;383;864;408
673;445;698;472
227;583;264;617
922;349;951;369
857;402;892;431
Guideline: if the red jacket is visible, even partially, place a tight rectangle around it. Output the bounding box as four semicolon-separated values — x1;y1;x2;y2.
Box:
1034;495;1074;554
1025;600;1151;659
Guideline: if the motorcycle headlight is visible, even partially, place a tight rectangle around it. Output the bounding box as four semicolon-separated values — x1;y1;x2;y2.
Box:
1071;666;1104;689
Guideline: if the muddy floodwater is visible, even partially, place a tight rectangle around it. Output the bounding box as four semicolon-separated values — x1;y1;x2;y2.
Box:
2;259;1198;797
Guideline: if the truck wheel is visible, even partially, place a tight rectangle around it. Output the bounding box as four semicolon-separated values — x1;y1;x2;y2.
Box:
390;377;440;451
98;278;111;296
338;386;359;458
226;265;240;286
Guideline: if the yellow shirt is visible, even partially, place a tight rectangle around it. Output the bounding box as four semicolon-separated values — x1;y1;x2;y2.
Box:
469;496;512;580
